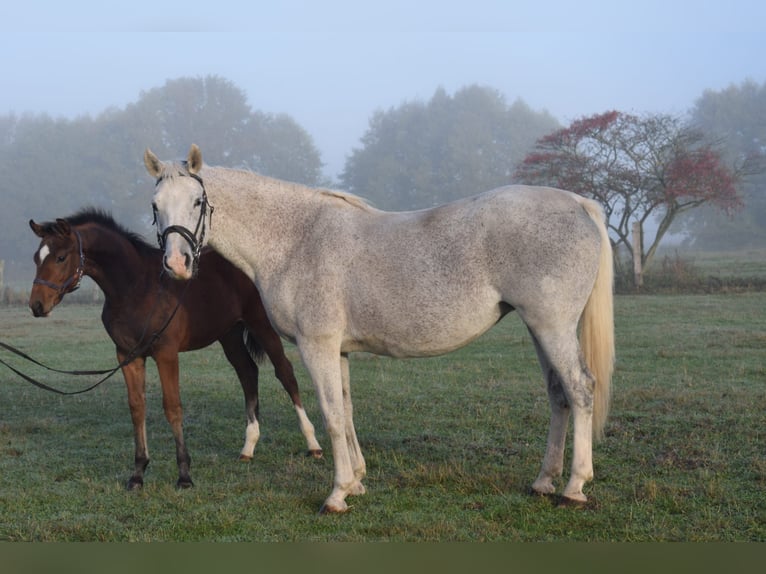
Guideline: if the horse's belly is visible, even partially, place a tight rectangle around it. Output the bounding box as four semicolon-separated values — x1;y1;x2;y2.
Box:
344;300;507;358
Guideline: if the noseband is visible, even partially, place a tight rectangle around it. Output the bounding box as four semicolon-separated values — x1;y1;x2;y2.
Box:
153;171;214;274
33;230;86;294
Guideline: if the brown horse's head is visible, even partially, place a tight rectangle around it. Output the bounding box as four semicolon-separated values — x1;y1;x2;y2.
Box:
28;218;85;317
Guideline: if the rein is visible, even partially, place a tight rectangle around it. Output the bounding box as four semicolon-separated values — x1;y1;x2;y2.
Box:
0;273;190;396
32;230;85;294
153;171;214;275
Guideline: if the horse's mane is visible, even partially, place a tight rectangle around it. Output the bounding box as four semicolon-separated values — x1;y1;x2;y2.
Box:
161;160;377;213
61;208;157;254
317;188;376;211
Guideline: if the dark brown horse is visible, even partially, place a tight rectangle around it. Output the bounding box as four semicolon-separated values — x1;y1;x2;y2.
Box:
28;208;322;490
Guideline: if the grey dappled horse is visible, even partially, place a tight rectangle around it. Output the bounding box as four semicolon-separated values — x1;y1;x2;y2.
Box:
145;144;614;514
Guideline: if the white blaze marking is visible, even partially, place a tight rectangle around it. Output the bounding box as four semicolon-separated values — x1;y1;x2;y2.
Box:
37;244;50;263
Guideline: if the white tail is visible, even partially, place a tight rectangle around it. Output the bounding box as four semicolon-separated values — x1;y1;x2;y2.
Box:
577;197;615;441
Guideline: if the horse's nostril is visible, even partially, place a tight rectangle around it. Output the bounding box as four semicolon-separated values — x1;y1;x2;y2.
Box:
184;253;191;270
30;300;44;317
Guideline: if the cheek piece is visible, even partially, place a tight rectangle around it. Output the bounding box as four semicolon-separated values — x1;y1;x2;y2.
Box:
33;231;85;294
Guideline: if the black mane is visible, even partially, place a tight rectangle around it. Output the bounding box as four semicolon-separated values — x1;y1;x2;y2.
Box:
62;208;158;254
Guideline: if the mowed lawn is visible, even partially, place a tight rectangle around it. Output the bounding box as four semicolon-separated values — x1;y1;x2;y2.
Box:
0;293;764;541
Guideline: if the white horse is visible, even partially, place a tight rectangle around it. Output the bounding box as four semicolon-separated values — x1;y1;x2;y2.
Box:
145;144;614;514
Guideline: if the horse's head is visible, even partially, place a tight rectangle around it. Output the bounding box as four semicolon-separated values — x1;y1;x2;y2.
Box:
145;144;212;280
28;218;85;317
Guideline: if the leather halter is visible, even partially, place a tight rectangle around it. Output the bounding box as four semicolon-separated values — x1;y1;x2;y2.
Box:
153;170;214;275
33;230;86;294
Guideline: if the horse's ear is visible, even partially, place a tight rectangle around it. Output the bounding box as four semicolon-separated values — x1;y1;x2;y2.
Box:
53;219;72;236
29;219;45;238
187;144;203;175
144;148;162;178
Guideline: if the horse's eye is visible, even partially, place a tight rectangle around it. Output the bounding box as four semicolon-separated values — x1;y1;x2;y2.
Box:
56;254;67;263
194;198;202;208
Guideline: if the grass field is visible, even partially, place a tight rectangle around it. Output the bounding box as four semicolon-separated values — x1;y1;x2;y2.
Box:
0;293;764;541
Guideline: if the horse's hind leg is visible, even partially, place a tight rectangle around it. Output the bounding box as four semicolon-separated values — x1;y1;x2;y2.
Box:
528;331;569;496
243;312;322;457
121;355;150;490
155;352;193;488
219;325;261;460
528;325;595;504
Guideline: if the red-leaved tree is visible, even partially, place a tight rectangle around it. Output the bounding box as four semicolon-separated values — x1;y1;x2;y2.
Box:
514;111;744;280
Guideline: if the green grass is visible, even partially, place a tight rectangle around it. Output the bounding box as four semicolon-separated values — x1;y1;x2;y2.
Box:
0;294;764;541
685;248;766;279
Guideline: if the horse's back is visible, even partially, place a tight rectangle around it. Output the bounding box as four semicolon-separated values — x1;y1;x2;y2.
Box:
329;185;604;356
354;185;602;296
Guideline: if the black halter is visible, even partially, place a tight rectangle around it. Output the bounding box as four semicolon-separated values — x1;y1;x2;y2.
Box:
153;171;214;275
33;230;86;294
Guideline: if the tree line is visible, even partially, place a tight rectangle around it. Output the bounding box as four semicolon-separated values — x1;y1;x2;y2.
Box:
0;76;324;284
1;75;763;286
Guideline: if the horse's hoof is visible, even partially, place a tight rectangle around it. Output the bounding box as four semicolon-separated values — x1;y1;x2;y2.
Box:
528;487;552;497
319;500;349;515
558;495;588;508
176;478;194;489
306;449;324;459
530;478;556;496
238;454;253;462
126;478;144;491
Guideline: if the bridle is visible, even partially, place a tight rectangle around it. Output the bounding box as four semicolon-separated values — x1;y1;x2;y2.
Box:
152;170;214;274
33;230;86;295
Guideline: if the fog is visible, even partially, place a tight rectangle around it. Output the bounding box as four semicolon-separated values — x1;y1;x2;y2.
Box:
1;0;763;178
0;0;764;288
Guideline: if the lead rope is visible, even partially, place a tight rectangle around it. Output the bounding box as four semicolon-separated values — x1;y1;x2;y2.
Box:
0;272;191;396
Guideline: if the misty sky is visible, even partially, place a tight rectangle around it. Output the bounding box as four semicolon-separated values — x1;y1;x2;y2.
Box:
1;0;763;178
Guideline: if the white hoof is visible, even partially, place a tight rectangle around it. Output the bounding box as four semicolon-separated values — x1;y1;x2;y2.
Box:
319;498;349;514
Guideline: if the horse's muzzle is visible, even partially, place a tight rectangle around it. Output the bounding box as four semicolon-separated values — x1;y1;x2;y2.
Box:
163;251;194;280
29;298;50;318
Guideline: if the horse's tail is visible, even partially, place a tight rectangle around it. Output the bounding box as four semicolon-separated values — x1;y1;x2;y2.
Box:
243;329;267;364
577;197;615;441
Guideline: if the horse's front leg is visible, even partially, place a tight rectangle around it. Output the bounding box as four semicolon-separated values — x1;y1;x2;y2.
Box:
340;353;366;494
298;338;356;514
155;352;193;488
120;354;150;490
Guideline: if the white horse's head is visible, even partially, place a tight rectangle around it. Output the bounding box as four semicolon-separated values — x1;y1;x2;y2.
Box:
144;144;212;280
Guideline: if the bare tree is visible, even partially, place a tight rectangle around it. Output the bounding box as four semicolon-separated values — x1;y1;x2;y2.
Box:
515;111;744;278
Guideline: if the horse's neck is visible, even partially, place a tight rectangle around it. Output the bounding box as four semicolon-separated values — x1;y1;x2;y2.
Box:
79;225;156;302
208;181;320;279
